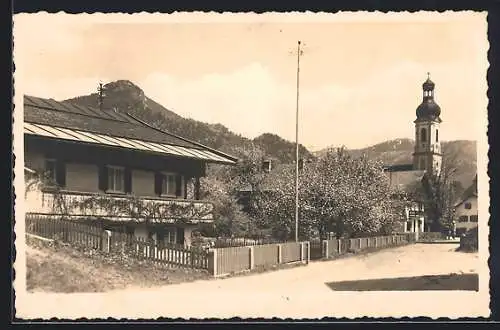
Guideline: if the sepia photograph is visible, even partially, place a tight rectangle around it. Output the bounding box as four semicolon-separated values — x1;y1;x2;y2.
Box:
13;11;490;319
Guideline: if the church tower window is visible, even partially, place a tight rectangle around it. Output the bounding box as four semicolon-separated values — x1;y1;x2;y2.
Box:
436;129;439;142
421;128;427;142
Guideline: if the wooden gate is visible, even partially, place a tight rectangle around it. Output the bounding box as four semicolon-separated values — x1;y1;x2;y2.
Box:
309;240;323;260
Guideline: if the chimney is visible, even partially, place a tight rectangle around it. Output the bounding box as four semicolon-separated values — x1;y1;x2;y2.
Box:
262;159;272;173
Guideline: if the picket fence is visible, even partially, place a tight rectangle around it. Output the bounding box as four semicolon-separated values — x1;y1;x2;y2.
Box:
25;213;210;270
319;232;417;259
25;213;419;277
211;241;310;277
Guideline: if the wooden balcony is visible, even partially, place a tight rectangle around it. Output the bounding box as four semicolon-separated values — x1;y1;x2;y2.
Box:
26;189;214;224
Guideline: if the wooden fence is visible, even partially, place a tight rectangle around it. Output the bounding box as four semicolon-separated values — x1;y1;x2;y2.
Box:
25;213;210;270
25;214;420;277
210;241;310;277
320;232;417;259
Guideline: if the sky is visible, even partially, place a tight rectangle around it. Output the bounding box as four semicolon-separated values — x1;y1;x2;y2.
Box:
13;12;488;150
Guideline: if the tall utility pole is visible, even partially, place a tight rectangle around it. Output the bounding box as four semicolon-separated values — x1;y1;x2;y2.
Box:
295;40;303;242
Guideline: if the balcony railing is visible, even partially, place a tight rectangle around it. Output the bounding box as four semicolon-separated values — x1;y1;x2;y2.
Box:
27;189;214;224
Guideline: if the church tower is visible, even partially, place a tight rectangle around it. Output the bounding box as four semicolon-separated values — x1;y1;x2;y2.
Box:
412;73;443;176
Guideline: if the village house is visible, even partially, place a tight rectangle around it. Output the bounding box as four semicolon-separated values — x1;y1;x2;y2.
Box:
454;174;478;235
24;95;238;247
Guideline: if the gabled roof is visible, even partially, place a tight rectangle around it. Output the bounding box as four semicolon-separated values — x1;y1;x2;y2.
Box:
383;163;414;172
23;95;237;165
385;169;426;192
455;174;478;207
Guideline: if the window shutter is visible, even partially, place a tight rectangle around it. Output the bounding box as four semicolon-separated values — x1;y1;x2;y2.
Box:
175;174;182;197
183;177;188;199
176;227;185;245
124;168;132;193
98;165;108;191
154;172;163;196
55;160;66;187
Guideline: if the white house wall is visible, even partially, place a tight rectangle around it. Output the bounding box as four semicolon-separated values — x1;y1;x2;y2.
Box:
455;196;478;230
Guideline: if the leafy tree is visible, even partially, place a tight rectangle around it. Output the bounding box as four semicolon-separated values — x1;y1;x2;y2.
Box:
252;147;404;240
199;173;255;238
411;156;464;232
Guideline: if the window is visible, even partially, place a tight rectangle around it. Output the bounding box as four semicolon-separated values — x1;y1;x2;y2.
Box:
458;215;469;223
470;215;478;223
162;173;178;196
158;228;177;246
436;129;439;142
44;159;57;184
107;166;125;192
464;202;472;210
420;128;427;142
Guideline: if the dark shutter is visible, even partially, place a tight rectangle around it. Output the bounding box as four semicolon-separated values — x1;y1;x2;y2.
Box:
175;175;182;197
194;177;201;200
154;172;163;196
124;168;132;193
98;165;108;191
55;160;66;187
184;177;188;199
176;227;185;245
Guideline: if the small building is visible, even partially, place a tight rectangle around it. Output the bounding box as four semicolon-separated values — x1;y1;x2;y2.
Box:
23;95;238;247
454;175;478;234
384;165;427;233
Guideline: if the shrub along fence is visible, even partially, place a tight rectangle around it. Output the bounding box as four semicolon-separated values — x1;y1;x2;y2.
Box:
417;231;445;242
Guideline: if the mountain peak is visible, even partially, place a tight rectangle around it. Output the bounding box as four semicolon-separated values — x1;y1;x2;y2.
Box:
102;80;145;101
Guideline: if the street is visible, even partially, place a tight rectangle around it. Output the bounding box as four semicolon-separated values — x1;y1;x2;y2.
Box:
18;243;487;319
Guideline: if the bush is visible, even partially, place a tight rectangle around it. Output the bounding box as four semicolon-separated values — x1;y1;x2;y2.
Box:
458;227;478;252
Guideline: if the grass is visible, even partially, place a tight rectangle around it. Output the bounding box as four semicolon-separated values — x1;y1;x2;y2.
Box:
25;236;210;293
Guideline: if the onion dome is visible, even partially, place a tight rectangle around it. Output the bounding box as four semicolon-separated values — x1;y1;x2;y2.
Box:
416;73;441;121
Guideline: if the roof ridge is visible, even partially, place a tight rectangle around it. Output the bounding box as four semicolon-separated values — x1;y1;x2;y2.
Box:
24;95;132;124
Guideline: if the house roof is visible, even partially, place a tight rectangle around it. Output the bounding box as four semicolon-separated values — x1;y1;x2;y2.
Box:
385;169;426;192
455;174;478;207
383;163;414;172
23;95;237;165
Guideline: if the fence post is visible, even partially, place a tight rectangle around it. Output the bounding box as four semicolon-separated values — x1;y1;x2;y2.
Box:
323;240;329;259
102;230;112;253
277;244;282;264
306;241;311;264
208;249;218;276
249;246;255;270
299;242;304;262
338;239;342;254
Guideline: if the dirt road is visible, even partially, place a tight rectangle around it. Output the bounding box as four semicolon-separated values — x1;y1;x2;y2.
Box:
18;243;488;319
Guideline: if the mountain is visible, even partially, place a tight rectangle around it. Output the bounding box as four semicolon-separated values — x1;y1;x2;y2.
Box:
64;80;313;163
315;139;477;188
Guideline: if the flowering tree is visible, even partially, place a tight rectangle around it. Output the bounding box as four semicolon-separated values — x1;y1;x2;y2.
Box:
253;148;404;240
